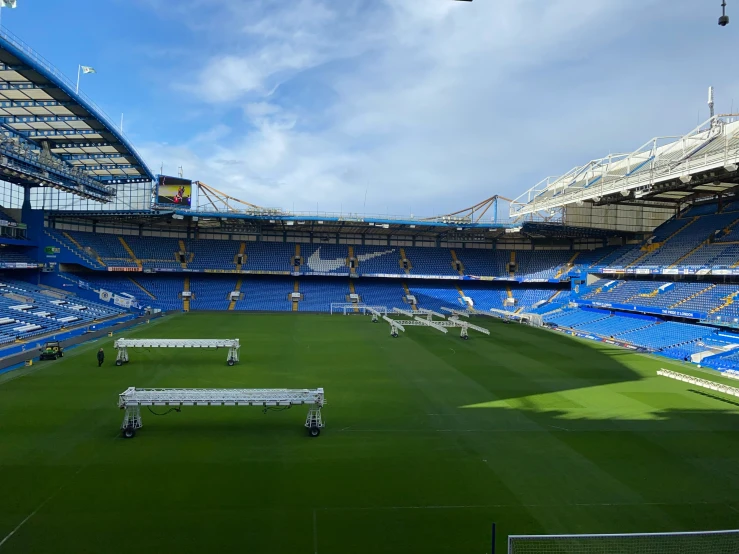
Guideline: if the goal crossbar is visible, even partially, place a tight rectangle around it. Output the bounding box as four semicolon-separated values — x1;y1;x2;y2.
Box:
507;529;739;553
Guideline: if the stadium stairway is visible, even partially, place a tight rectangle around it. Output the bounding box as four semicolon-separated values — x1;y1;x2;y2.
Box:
294;244;302;271
625;217;699;268
402;281;418;311
178;239;188;269
399;248;412;274
625;242;660;269
555;252;580;279
669;284;716;308
45;230;101;269
664;216;699;241
293;280;299;311
348;279;359;313
450;249;465;276
509;251;515;278
640;284;662;298
347;246;357;275
234;242;246;270
119;237;142;268
228;278;243;311
183;276;190;311
669;237;713;268
710;289;739;314
456;283;466;303
128;276;156;300
65;231;106;267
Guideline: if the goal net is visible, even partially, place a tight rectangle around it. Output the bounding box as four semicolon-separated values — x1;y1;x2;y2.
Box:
508;530;739;554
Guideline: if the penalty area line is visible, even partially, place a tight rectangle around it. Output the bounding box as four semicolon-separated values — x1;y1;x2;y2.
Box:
316;500;718;512
0;432;119;550
0;485;63;549
547;424;571;432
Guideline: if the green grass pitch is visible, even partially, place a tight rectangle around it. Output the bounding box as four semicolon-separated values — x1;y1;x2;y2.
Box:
2;313;739;553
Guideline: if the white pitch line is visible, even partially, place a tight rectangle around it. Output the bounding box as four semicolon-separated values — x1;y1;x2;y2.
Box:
315;500;717;512
0;432;118;550
0;488;61;549
547;424;571;432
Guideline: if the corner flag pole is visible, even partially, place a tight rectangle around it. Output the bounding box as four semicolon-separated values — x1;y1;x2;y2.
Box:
76;64;81;94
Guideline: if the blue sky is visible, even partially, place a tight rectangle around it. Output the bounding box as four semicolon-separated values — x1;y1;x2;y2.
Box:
5;0;738;217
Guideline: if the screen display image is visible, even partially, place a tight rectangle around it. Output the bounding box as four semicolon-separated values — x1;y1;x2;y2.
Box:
157;176;192;207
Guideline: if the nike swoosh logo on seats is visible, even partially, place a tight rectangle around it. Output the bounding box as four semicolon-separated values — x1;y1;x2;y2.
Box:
306;248;348;272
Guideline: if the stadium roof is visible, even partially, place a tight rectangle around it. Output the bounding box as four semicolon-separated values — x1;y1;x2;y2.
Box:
48;208;512;238
49;209;633;240
0;28;153;185
511;115;739;218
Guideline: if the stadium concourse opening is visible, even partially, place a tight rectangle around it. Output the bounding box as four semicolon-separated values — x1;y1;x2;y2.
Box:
2;2;739;553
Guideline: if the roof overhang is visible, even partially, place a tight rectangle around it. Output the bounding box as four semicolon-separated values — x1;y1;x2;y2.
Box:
0;28;153;190
512;115;739;217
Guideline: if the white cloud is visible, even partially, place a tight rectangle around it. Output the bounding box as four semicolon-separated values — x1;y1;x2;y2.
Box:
140;0;734;218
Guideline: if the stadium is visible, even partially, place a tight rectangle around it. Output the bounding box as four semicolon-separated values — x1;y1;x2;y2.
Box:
2;3;739;554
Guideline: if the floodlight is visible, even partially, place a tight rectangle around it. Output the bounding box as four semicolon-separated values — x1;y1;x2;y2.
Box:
720;1;729;25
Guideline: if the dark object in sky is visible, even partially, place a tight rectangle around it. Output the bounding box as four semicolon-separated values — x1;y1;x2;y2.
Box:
720;1;729;25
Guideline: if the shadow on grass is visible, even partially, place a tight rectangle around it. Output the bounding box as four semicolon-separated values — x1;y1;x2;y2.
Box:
128;412;313;440
688;388;739;408
412;316;646;403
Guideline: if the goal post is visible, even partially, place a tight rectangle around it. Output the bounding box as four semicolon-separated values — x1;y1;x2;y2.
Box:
507;529;739;554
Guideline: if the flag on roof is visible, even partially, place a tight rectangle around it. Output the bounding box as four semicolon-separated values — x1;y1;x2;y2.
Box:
0;1;17;8
80;66;96;74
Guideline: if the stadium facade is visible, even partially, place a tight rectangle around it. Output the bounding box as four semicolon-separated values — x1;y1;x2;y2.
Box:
0;28;739;373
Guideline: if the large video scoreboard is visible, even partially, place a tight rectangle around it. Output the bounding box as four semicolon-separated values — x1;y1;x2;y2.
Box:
156;175;192;208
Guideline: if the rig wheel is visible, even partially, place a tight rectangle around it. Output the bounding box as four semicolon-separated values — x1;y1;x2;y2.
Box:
123;426;136;439
115;360;123;366
309;426;321;437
